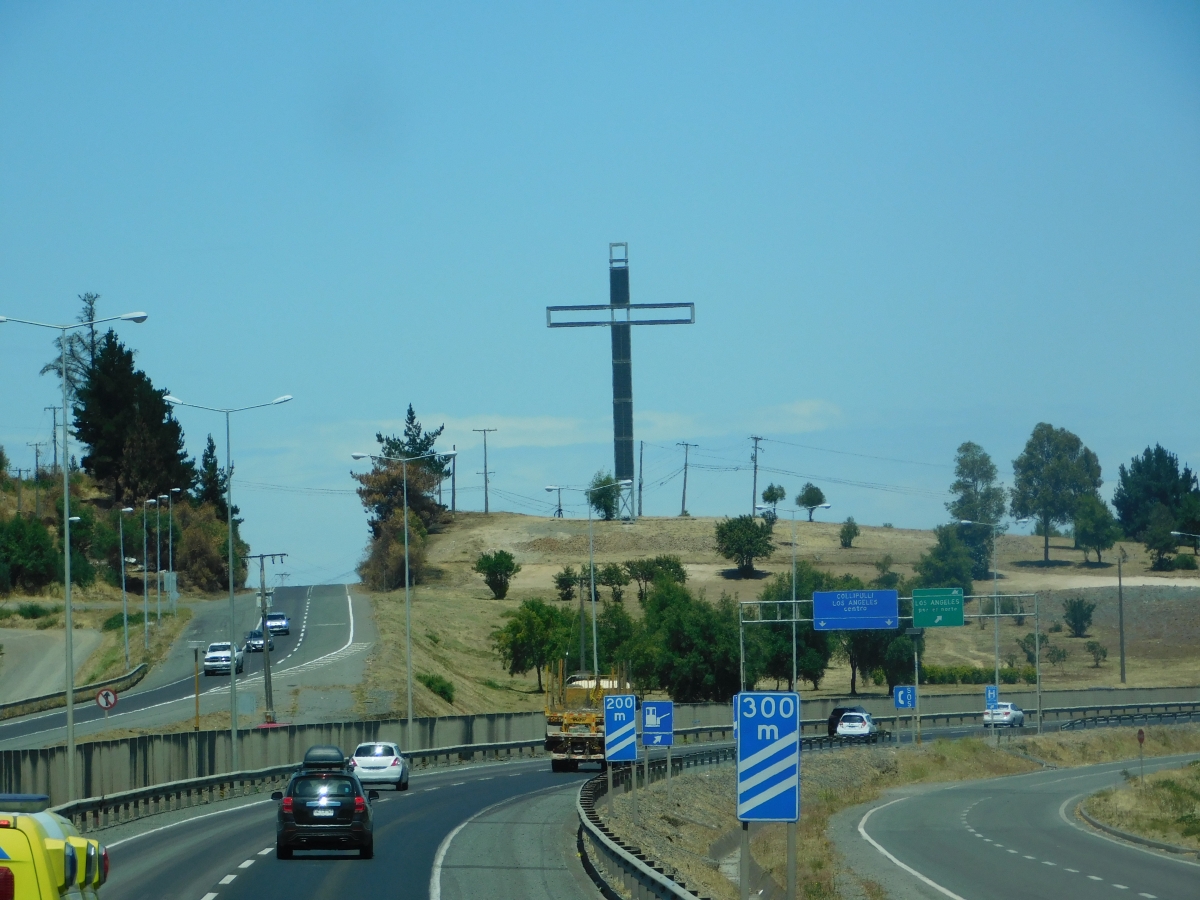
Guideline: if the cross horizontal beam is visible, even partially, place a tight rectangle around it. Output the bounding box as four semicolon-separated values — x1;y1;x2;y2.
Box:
546;302;695;328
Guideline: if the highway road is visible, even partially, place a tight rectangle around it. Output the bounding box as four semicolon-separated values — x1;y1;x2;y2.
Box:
839;752;1200;900
0;583;366;749
104;756;603;900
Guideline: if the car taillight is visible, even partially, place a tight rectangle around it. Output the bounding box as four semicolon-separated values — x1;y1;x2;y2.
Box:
390;757;401;767
0;867;13;900
101;848;110;884
348;759;356;768
282;797;293;814
354;796;366;813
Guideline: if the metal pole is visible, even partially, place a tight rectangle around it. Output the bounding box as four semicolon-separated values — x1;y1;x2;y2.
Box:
260;555;275;722
155;499;162;623
787;820;797;900
194;648;200;731
119;513;130;669
483;431;488;514
750;436;762;517
637;440;644;517
1035;593;1042;734
60;328;76;801
791;513;797;688
739;821;750;900
666;745;672;804
168;489;176;614
226;410;239;772
607;762;614;815
992;523;1000;746
589;499;599;678
631;752;638;825
914;641;921;744
143;503;150;649
1118;550;1126;684
450;444;456;514
739;610;746;691
404;458;413;723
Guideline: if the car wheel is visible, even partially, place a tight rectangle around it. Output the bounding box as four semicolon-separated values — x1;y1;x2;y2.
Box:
360;840;374;860
276;840;292;860
550;759;565;773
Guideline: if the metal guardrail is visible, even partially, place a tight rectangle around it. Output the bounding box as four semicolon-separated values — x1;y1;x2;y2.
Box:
1059;708;1200;732
52;737;546;833
0;664;149;721
578;743;736;900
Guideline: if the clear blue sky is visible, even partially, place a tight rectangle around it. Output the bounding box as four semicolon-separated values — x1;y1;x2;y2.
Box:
3;3;1198;584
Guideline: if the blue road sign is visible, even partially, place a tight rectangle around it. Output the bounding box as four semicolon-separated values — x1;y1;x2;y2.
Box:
736;692;800;822
604;694;638;761
812;590;899;630
985;685;999;710
642;701;674;747
893;686;916;709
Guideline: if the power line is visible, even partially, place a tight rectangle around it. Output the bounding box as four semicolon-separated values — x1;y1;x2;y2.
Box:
761;436;951;469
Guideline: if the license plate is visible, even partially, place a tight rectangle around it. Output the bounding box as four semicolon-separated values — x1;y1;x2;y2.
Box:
312;809;335;817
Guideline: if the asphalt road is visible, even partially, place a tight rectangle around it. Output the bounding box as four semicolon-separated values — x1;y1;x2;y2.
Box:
0;583;360;748
104;756;602;900
843;752;1200;900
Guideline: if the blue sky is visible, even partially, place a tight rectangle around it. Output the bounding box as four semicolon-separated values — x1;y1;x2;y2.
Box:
3;2;1198;584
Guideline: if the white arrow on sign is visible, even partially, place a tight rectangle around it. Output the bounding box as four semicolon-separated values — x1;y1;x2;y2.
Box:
818;620;826;627
935;615;943;623
885;619;894;626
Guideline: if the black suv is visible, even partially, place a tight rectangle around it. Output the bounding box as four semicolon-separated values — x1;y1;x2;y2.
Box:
827;705;869;737
273;745;378;859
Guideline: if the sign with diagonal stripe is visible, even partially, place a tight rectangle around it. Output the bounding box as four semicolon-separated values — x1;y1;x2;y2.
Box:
736;691;799;822
604;694;638;761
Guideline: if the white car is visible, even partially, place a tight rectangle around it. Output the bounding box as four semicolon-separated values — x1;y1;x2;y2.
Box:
348;742;409;791
203;641;245;676
983;702;1025;728
835;712;878;739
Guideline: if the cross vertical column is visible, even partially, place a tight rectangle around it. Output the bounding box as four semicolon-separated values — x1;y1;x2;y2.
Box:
609;243;635;518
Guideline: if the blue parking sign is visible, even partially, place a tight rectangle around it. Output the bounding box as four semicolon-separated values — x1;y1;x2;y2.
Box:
736;692;800;822
641;701;673;747
985;685;999;710
893;686;915;709
604;694;638;761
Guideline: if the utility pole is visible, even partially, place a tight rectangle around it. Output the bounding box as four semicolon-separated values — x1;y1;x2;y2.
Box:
677;442;697;516
637;440;644;518
1117;545;1127;684
44;407;59;473
473;428;496;513
450;444;457;514
27;442;45;517
242;552;286;724
750;436;764;517
13;469;27;513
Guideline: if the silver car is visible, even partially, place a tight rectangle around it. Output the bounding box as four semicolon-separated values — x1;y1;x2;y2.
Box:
348;742;409;791
983;702;1025;727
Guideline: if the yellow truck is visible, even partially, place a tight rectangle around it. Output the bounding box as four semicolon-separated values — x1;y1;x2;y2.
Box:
0;795;108;899
544;664;633;772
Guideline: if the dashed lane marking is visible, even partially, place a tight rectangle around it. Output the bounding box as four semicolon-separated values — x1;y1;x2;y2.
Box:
201;894;217;900
1088;875;1104;881
219;875;236;884
257;847;272;856
238;859;255;869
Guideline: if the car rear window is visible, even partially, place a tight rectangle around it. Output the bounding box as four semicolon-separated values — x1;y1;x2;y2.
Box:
291;776;356;798
355;744;394;757
268;613;285;620
841;715;864;724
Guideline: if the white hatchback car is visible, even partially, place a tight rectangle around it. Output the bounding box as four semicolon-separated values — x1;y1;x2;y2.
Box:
983;702;1026;728
349;742;410;791
835;712;878;739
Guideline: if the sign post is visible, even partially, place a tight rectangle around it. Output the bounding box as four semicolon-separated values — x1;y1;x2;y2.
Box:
912;588;964;628
604;694;638;817
737;691;800;900
894;686;915;744
1138;728;1145;786
812;590;899;630
95;689;117;721
187;640;207;732
642;701;673;802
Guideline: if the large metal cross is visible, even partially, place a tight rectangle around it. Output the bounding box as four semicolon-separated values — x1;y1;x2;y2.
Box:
547;243;695;519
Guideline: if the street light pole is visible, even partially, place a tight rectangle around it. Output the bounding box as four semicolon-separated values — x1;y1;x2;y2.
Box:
169;487;180;613
166;392;292;773
352;448;457;724
0;309;147;801
156;494;166;623
143;499;155;649
118;507;134;669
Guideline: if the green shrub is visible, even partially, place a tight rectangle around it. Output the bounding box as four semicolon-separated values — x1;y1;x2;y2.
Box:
473;550;521;599
1173;553;1198;570
35;617;59;630
18;602;52;620
417;672;455;704
102;611;146;632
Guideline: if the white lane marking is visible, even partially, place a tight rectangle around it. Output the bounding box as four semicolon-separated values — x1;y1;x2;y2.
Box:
509;773;522;777
1059;791;1200;869
201;894;218;900
1113;885;1128;890
451;782;465;786
1024;855;1036;859
238;860;254;869
857;799;968;900
1089;876;1104;881
258;847;272;856
1066;868;1079;872
424;787;440;792
1007;849;1017;854
219;875;236;884
1139;893;1157;898
1042;861;1055;866
107;798;274;847
428;783;572;900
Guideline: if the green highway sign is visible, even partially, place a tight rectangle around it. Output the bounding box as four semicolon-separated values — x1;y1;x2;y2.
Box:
912;588;964;627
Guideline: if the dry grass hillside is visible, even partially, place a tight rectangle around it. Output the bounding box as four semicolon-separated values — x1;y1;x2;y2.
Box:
359;512;1200;717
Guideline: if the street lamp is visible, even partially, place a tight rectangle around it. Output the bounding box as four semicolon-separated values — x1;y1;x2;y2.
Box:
166;393;292;773
545;479;633;681
802;502;832;521
143;499;156;650
757;503;805;688
0;309;147;800
351;448;457;724
118;507;134;669
156;494;167;623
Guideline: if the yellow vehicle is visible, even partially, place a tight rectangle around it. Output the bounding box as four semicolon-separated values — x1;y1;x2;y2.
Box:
0;794;105;899
544;663;633;772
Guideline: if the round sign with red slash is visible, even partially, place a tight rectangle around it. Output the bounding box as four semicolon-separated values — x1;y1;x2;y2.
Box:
96;689;118;711
1137;728;1145;745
